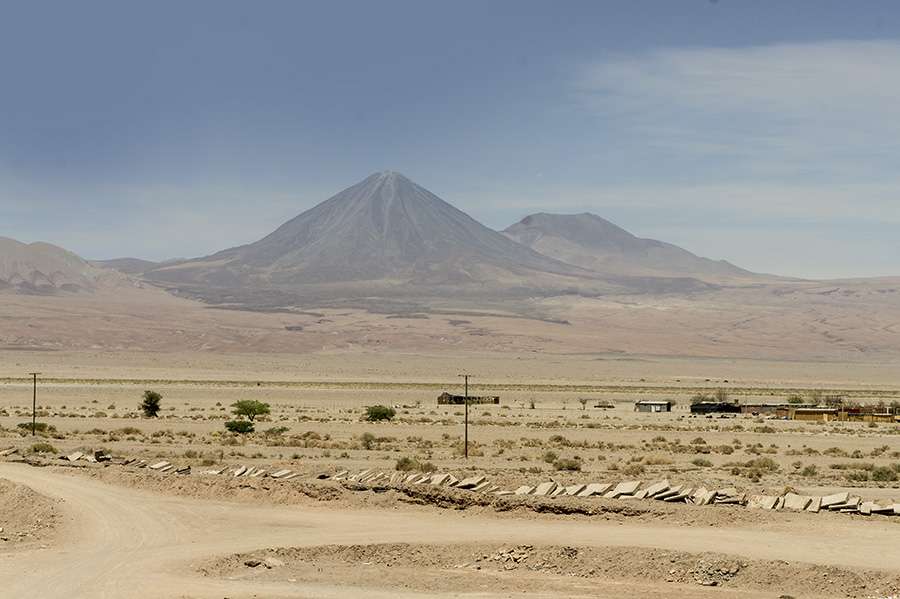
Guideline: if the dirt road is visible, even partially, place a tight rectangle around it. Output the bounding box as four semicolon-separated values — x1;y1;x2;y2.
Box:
1;463;897;598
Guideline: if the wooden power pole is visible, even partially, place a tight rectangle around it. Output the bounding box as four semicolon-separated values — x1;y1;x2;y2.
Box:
28;372;40;436
458;374;471;459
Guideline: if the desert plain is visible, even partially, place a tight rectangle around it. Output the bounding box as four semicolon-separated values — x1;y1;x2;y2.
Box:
1;301;899;599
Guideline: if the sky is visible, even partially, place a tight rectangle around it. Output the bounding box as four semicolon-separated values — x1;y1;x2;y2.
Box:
1;0;899;278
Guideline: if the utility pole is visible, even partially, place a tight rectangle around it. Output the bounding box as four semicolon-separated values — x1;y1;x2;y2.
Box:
28;372;41;436
458;374;471;459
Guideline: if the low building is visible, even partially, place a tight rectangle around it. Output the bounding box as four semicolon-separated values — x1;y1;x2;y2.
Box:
790;407;839;422
691;402;741;415
634;400;672;413
437;392;500;405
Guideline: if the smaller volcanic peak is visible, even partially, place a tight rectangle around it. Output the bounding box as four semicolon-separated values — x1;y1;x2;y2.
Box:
503;213;755;282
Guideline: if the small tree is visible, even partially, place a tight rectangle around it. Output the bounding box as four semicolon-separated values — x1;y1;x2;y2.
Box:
140;390;162;418
364;405;395;422
231;400;271;421
578;398;588;411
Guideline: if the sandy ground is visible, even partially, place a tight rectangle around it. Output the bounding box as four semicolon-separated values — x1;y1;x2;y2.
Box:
0;463;898;599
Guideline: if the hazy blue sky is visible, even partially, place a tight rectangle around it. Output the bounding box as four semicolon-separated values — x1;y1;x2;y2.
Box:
2;0;899;278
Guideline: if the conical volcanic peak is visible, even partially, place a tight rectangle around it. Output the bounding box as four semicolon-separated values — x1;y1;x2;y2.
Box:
503;213;755;282
146;172;588;295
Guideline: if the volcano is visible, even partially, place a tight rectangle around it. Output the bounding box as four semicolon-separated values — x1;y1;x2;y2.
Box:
144;172;611;306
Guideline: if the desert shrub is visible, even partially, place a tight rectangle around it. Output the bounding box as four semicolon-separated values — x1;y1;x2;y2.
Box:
553;458;581;471
117;426;142;435
231;400;271;421
140;390;162;417
845;470;869;482
800;465;818;477
17;422;55;434
542;450;558;464
224;420;254;434
716;445;735;455
691;457;713;467
871;466;898;482
364;405;396;422
620;463;645;476
263;426;290;436
359;432;376;450
30;442;56;454
394;456;436;472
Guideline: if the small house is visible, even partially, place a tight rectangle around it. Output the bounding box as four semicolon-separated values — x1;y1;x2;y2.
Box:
634;400;672;413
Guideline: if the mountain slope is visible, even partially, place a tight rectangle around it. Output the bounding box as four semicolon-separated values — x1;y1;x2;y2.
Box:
144;172;619;304
92;257;159;275
503;213;756;283
0;237;114;294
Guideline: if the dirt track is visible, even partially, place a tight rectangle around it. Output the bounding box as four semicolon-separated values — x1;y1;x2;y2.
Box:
1;463;899;598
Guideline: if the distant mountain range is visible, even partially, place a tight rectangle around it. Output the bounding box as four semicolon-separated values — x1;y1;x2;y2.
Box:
0;237;118;294
0;172;775;307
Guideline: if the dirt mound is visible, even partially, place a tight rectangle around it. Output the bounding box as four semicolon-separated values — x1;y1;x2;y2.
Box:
0;478;61;547
204;542;900;598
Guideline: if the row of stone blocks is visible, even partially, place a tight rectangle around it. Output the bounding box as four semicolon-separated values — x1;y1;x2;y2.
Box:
331;469;494;492
334;469;900;517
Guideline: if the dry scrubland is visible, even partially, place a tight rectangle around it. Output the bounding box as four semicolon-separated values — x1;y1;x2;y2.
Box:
1;350;899;598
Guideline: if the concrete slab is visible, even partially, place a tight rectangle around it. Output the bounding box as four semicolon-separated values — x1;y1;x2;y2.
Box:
644;480;670;497
250;469;266;478
631;489;650;500
331;470;349;481
576;483;611;497
747;495;778;510
430;473;451;486
806;497;822;513
241;467;256;477
550;486;567;497
870;503;894;514
495;490;514;496
0;448;18;457
534;482;557;496
284;473;301;480
175;466;190;474
446;474;460;487
690;487;709;502
149;461;170;470
403;473;419;483
159;465;173;473
695;490;717;506
654;485;684;501
609;480;641;497
472;481;492;492
457;476;486;490
271;469;292;479
775;496;786;510
66;452;84;462
821;491;850;508
783;493;812;511
893;504;900;515
565;484;587;496
829;496;861;511
663;488;693;503
716;487;738;497
514;485;534;495
859;502;874;515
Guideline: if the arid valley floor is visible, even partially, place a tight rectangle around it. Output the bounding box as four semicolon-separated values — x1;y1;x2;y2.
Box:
1;347;898;599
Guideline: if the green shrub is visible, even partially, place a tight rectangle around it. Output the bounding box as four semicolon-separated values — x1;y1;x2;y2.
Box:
542;450;558;464
263;426;289;436
30;442;56;454
691;457;713;467
140;390;162;417
364;405;396;422
800;465;818;477
871;466;898;482
224;420;254;434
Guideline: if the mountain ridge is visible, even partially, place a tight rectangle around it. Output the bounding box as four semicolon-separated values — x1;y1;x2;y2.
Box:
503;212;758;283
